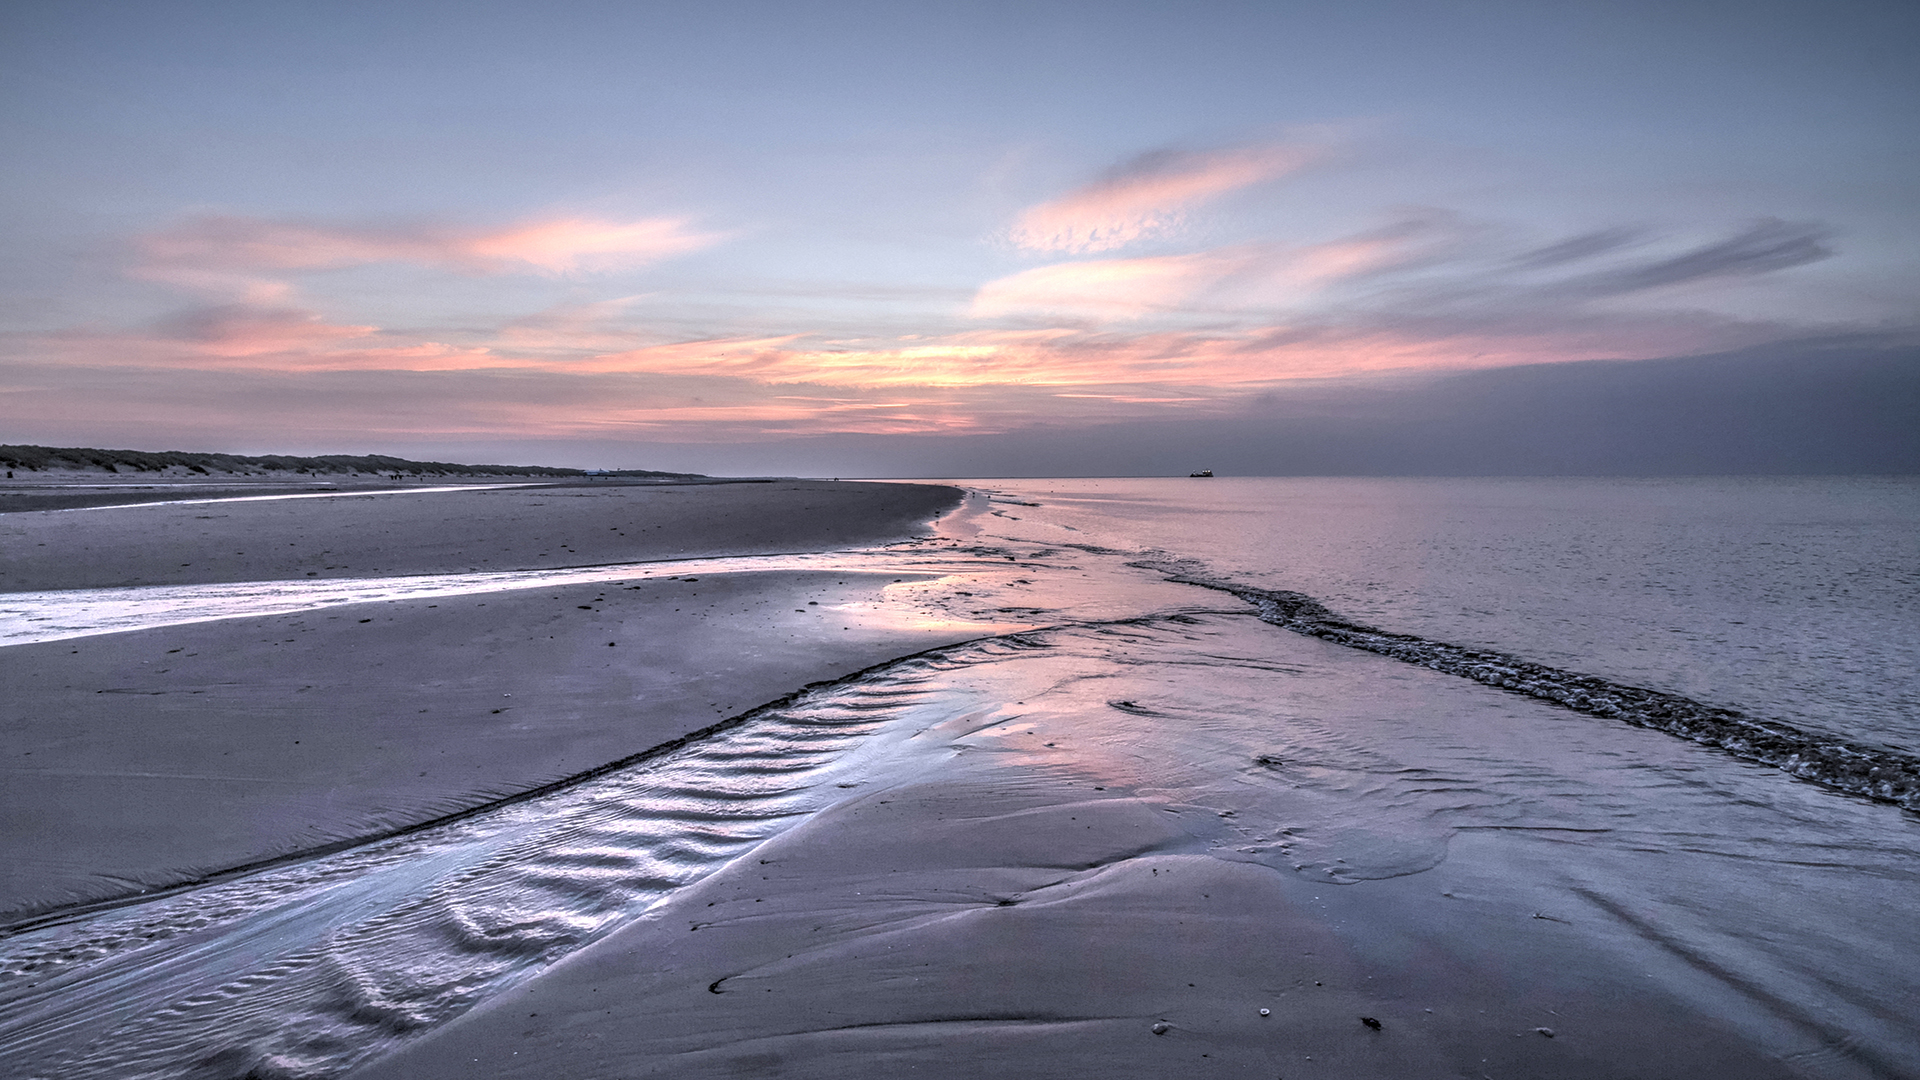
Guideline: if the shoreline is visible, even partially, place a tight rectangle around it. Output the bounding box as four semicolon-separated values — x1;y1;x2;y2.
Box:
0;478;960;590
0;480;973;922
3;480;1916;1079
0;473;790;515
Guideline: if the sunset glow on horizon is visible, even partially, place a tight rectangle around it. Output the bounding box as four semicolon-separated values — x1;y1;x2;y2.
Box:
3;1;1914;471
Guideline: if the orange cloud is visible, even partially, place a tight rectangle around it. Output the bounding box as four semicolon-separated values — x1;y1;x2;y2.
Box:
19;313;1704;443
536;397;988;438
10;310;1769;445
582;335;1045;387
26;284;1746;400
575;323;1625;391
135;213;724;284
1008;144;1319;254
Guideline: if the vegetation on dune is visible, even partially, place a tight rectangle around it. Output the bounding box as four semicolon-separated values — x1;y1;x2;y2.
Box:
0;444;697;479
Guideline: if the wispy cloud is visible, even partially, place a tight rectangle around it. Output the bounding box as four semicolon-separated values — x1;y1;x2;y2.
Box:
1282;210;1481;284
455;218;724;273
1549;219;1833;297
134;213;725;289
1007;144;1321;254
7;193;1864;448
40;212;1834;393
8;300;1844;445
36;304;515;372
1507;228;1645;270
971;249;1266;319
972;215;1470;321
577;321;1703;391
152;305;377;358
974;214;1839;327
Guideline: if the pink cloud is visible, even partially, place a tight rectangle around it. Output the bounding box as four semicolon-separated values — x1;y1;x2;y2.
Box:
582;335;1048;387
569;335;809;376
154;305;377;358
974;216;1481;322
7;311;1785;444
971;249;1267;319
1283;236;1416;284
38;305;519;373
14;227;1809;442
12;314;1728;444
1008;144;1320;254
26;288;1761;397
493;296;663;353
457;218;721;273
134;213;724;284
572;321;1653;392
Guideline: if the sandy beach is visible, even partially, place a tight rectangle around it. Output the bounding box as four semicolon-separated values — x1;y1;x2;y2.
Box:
2;477;1915;1080
0;476;961;590
0;480;976;915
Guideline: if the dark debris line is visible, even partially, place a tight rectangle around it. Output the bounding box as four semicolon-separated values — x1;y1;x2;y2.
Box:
1153;568;1920;815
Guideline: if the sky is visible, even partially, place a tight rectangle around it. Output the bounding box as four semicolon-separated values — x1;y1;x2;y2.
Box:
1;0;1915;474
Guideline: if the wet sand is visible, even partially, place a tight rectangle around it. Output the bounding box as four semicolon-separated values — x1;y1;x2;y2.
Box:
4;482;1916;1079
1;572;1001;919
0;480;971;919
353;615;1912;1079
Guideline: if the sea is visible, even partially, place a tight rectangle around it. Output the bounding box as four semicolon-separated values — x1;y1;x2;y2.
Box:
955;475;1920;755
3;474;1917;1079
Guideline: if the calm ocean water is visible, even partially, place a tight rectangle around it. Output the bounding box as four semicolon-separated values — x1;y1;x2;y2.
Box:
960;476;1920;754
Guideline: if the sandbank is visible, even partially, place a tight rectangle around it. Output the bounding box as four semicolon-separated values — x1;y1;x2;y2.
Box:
0;480;972;920
0;478;959;590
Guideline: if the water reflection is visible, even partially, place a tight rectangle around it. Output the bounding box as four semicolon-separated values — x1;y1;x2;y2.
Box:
50;483;542;513
8;613;1916;1078
0;549;1004;647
